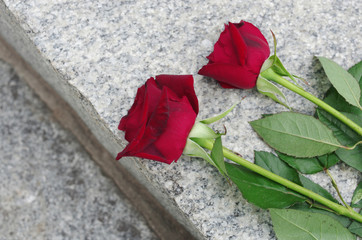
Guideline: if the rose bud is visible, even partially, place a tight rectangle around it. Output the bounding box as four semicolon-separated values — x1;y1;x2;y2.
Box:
198;20;270;89
116;75;199;164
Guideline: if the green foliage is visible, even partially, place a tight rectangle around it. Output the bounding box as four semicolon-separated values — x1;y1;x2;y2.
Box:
348;60;362;83
317;109;362;171
225;162;305;209
299;175;338;203
210;136;228;177
351;181;362;208
322;60;362;117
278;152;339;174
323;88;362;117
199;103;237;124
188;121;220;139
316;62;362;171
348;221;362;238
318;57;361;108
317;153;340;169
270;208;356;240
254;151;300;184
250;112;341;157
291;202;351;228
348;210;362;237
183;138;215;167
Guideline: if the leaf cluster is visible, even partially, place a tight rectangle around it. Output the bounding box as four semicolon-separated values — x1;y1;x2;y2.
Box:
232;60;362;239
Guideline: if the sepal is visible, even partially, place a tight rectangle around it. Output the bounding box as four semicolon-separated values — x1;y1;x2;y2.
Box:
256;76;290;109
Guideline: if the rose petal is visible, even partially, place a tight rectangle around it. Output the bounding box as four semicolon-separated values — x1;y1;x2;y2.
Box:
149;91;196;163
238;21;270;68
119;77;163;142
218;82;237;89
116;87;170;161
117;87;197;163
199;20;270;89
198;63;257;89
155;75;199;114
229;22;247;65
207;24;240;65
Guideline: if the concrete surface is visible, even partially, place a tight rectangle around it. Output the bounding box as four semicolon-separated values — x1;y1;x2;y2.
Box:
0;60;158;240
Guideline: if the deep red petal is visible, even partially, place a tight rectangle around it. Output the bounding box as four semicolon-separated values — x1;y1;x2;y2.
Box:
218;82;237;89
207;24;240;65
118;84;148;142
116;88;169;161
119;77;164;142
149;90;196;163
116;88;151;160
118;82;146;131
155;75;199;114
117;87;197;163
134;93;196;164
229;22;247;65
237;21;270;67
198;63;257;89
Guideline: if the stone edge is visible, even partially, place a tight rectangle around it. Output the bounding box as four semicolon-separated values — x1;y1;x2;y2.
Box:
0;2;202;239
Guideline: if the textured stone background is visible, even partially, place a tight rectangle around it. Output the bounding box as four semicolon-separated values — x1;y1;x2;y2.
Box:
0;60;157;240
1;0;361;239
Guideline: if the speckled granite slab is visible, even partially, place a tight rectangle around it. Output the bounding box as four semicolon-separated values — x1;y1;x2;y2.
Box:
0;1;361;239
0;60;157;240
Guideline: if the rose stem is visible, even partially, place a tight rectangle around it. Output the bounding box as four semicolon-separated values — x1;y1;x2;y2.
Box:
325;169;353;211
195;138;362;223
262;68;362;136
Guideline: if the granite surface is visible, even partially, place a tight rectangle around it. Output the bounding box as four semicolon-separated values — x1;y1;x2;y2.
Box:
0;0;361;239
0;60;157;240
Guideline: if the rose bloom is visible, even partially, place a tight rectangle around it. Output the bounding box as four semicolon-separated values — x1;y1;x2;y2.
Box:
198;20;270;89
116;75;199;164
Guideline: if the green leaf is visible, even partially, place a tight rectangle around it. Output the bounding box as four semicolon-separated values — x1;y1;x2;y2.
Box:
299;175;338;203
318;56;361;108
277;152;339;174
322;60;362;116
270;208;356;240
278;152;324;174
351;181;362;208
200;103;237;125
348;221;362;237
256;76;290;109
210;136;228;177
316;153;340;169
317;109;362;171
183;138;215;167
291;202;351;228
348;210;362;237
336;147;362;172
254;151;300;184
323;88;362;117
317;110;362;146
225;162;305;209
348;60;362;85
250;112;341;157
336;148;362;172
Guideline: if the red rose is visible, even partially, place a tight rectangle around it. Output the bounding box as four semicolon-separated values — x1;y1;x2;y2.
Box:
198;21;270;89
116;75;199;164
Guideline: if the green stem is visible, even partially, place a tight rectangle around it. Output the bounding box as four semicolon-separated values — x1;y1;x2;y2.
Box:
197;138;362;223
262;68;362;136
325;169;353;211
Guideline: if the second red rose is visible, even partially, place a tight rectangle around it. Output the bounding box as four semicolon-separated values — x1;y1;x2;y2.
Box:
198;21;270;89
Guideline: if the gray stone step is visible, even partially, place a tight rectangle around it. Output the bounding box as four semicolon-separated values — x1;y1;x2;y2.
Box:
0;60;158;240
0;1;360;239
